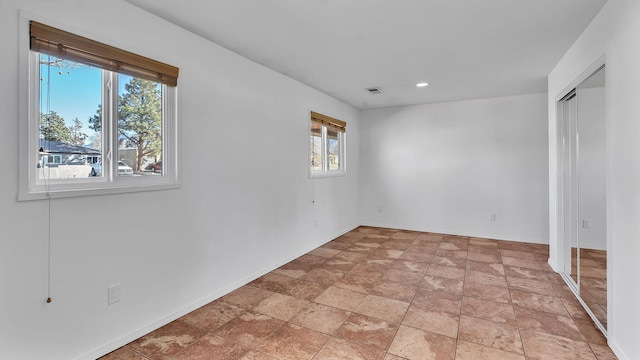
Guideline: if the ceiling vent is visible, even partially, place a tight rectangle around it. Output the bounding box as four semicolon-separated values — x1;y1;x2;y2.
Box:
366;87;383;94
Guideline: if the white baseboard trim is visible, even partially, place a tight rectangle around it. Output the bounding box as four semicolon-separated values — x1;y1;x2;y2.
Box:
360;222;549;244
608;339;630;360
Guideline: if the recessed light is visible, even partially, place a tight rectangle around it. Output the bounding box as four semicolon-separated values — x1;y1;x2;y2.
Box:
416;82;429;87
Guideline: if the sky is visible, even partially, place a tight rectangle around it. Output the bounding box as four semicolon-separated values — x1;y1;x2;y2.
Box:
39;54;135;146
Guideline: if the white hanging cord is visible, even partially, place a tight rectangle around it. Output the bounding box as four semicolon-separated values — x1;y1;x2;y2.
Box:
312;175;315;204
42;54;53;304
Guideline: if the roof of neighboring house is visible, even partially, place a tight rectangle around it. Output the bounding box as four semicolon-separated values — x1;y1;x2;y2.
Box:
39;140;101;155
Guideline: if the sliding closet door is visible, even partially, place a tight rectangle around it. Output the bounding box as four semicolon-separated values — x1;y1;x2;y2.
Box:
558;65;607;334
576;68;607;329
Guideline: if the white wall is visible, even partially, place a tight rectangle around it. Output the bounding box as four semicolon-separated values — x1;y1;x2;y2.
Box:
0;1;360;359
548;1;640;359
577;86;607;250
359;94;549;243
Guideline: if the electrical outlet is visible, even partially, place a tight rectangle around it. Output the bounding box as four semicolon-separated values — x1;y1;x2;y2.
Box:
489;213;496;221
108;283;121;305
582;219;590;228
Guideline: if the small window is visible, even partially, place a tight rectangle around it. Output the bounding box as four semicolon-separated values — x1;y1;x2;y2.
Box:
310;111;346;176
20;21;180;200
46;155;61;165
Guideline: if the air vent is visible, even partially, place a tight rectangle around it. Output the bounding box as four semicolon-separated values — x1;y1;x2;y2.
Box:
366;87;383;94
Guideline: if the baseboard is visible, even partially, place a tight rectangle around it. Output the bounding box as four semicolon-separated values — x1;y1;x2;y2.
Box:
360;221;549;244
608;339;630;360
78;223;359;360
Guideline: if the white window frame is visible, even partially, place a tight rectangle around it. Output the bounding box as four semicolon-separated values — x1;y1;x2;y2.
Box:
18;17;180;201
309;121;346;178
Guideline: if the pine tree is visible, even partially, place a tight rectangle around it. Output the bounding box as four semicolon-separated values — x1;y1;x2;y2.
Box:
68;118;88;146
40;111;72;143
118;78;163;171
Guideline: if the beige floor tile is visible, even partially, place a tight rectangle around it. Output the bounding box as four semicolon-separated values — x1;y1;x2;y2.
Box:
279;278;327;301
514;306;585;342
220;286;274;310
454;340;525;360
334;313;399;351
169;333;250;360
388;325;456;360
520;330;596;360
254;324;329;360
314;338;385;360
315;286;367;311
465;270;508;288
427;264;466;280
420;275;464;295
506;276;556;296
252;293;309;321
354;294;410;324
500;249;536;260
590;344;619;360
466;259;505;276
213;311;284;347
308;247;341;258
431;256;468;269
461;297;516;325
392;259;430;274
402;306;460;338
129;320;206;360
300;268;344;287
369;279;419;302
240;350;279;360
400;251;434;263
382;269;424;286
509;289;569;316
289;302;350;335
250;273;296;293
413;289;462;315
383;353;406;360
462;282;511;304
180;301;244;332
333;274;377;294
458;315;523;354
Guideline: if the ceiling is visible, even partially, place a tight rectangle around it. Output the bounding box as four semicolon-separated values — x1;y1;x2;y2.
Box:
126;0;607;109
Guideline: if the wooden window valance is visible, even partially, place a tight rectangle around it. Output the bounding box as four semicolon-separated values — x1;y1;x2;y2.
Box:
311;111;346;132
30;21;179;86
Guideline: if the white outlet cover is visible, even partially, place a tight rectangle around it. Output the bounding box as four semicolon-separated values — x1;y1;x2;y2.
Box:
108;284;121;305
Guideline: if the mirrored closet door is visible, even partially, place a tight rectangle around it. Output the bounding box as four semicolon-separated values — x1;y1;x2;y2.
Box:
559;64;607;333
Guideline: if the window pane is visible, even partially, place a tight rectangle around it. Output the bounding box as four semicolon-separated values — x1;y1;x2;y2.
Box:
311;122;323;172
327;128;340;171
38;54;102;180
117;74;163;176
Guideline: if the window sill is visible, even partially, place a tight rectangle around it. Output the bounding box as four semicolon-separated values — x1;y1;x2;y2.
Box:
18;182;181;201
309;170;346;179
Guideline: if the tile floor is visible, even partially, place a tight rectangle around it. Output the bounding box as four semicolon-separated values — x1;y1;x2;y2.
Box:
100;227;618;360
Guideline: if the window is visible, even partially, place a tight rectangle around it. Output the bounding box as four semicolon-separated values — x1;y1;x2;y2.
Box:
310;111;346;176
46;155;61;165
20;21;180;200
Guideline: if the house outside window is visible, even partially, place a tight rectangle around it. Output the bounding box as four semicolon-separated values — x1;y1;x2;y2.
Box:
46;155;61;165
310;111;346;177
19;20;180;200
